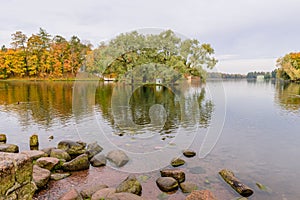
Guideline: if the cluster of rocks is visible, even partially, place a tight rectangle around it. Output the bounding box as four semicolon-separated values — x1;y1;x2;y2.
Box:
1;133;217;200
59;174;144;200
0;133;132;199
155;149;217;200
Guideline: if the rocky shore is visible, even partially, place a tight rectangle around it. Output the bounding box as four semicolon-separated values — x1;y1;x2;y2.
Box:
0;133;247;200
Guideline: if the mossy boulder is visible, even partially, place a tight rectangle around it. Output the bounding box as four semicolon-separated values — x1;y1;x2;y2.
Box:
62;154;89;171
0;144;19;153
50;149;71;161
116;175;142;196
58;140;86;156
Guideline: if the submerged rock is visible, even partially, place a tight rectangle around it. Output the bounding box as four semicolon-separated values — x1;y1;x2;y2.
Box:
50;173;71;181
36;157;60;170
90;153;106;167
58;140;86;156
160;169;185;183
156;177;178;192
80;184;108;198
62;154;89;171
170;157;185;167
185;190;216;200
0;143;19;153
183;149;196;158
106;150;129;167
59;188;83;200
33;165;51;188
116;175;142;196
50;149;71;161
180;182;198;193
86;142;103;160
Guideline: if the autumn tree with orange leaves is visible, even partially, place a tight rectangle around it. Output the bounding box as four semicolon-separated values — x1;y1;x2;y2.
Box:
0;28;91;79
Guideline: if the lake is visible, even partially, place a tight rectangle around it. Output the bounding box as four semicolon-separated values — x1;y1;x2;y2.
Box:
0;79;299;199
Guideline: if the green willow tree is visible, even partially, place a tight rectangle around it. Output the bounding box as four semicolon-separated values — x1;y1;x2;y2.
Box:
85;30;217;81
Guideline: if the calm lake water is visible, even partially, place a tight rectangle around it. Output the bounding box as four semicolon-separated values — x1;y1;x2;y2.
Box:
0;79;300;200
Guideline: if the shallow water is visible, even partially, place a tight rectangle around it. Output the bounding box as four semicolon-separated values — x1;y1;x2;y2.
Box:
1;79;300;199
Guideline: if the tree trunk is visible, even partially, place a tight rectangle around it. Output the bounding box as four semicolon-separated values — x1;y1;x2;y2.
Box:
219;169;254;197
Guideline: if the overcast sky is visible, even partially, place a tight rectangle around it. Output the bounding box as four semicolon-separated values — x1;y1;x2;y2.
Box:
1;0;299;74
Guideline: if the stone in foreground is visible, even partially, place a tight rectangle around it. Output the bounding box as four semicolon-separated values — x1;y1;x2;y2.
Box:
62;154;90;171
86;142;103;160
156;177;178;192
50;173;71;181
183;149;196;158
50;148;71;161
58;140;86;156
0;152;36;199
90;153;106;167
80;184;108;198
20;150;48;161
116;175;142;196
180;182;198;193
33;165;51;188
171;157;185;167
0;134;6;143
106;150;129;167
29;134;39;147
59;188;83;200
110;192;145;200
0;143;19;153
160;168;185;183
185;190;217;200
91;188;116;200
36;157;60;170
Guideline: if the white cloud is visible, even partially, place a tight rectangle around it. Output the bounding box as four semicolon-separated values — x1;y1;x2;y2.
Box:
1;0;299;72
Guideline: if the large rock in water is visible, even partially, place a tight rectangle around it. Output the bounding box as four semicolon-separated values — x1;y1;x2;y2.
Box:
33;165;51;188
36;157;60;170
50;148;71;161
58;140;86;156
160;169;185;183
106;150;129;167
62;154;90;171
59;188;83;200
185;190;217;200
116;175;142;196
80;184;108;198
90;153;106;167
0;143;19;153
86;142;103;160
156;177;178;192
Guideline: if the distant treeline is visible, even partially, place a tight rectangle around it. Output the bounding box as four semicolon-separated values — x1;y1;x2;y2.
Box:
208;70;277;80
246;70;277;79
208;72;246;79
0;28;91;79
